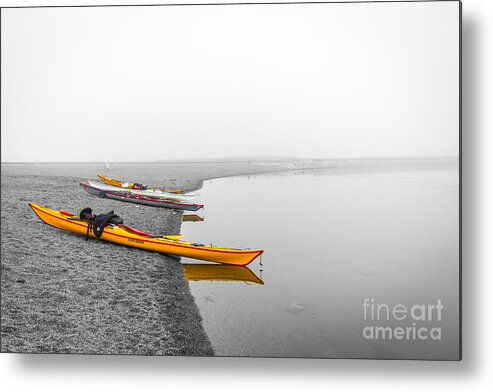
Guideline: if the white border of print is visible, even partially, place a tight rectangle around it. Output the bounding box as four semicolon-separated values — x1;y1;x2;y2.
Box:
1;0;492;391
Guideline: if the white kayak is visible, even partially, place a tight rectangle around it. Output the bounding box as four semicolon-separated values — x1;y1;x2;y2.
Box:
87;180;197;201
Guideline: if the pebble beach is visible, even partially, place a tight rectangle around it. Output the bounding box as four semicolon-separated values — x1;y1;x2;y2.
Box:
0;161;285;355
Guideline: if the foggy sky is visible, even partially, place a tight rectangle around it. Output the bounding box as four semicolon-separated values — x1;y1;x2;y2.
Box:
1;2;460;162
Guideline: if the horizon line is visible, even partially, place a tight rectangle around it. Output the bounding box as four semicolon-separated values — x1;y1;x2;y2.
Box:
1;156;460;164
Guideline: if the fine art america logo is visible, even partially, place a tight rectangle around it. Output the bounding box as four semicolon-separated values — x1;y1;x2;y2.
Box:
362;298;443;341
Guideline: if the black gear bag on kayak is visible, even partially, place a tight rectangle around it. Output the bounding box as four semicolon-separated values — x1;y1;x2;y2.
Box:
79;208;123;240
93;210;123;238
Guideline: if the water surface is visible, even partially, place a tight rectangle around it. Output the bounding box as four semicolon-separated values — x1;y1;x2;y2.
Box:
182;166;460;359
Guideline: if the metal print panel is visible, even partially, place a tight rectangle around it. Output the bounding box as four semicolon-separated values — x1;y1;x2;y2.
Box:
0;1;461;360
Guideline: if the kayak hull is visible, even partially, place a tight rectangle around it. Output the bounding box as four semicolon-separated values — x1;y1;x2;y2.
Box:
80;182;203;211
29;203;263;266
98;174;185;194
87;180;196;201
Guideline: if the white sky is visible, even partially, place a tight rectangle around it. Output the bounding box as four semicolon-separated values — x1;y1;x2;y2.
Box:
1;2;460;162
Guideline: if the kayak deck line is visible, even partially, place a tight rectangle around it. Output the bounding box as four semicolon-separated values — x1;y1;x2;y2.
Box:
28;203;263;266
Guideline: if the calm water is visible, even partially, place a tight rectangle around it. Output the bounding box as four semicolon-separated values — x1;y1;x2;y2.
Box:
2;162;460;359
181;166;460;359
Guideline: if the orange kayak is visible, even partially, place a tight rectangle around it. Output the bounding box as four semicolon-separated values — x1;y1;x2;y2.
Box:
98;174;185;194
29;203;263;266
